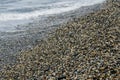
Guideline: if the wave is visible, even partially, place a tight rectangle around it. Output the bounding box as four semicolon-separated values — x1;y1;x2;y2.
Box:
0;0;105;21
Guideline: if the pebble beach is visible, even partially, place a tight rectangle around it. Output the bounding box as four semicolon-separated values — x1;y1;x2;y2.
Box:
0;0;120;79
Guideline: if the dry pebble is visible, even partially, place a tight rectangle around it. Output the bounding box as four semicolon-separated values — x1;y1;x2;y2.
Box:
0;0;120;80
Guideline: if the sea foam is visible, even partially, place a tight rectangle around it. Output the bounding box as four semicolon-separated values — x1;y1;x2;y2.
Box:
0;0;105;21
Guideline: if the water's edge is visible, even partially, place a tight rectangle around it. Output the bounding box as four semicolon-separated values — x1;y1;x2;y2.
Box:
0;2;106;66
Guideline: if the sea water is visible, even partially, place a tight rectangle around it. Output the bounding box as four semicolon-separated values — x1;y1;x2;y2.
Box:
0;0;105;32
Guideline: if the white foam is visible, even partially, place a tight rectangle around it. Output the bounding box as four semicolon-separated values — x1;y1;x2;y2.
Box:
0;0;105;21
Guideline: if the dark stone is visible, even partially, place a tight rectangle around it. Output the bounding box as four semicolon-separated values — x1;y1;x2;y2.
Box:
116;60;120;66
93;77;100;80
57;75;66;80
110;69;117;74
13;73;19;80
110;49;117;53
44;66;50;72
73;53;79;57
30;76;38;80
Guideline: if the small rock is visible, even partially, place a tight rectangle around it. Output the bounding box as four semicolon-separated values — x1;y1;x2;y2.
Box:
57;75;66;80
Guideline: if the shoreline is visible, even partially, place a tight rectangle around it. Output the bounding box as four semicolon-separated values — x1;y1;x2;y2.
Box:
0;2;106;64
0;0;120;79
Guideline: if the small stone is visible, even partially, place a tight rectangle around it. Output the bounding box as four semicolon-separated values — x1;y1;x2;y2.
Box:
110;69;117;74
57;75;66;80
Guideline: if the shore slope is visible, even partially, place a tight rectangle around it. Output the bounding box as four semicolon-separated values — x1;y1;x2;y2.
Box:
0;0;120;79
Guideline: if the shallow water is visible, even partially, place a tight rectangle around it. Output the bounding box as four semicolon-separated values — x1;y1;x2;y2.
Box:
0;0;105;32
